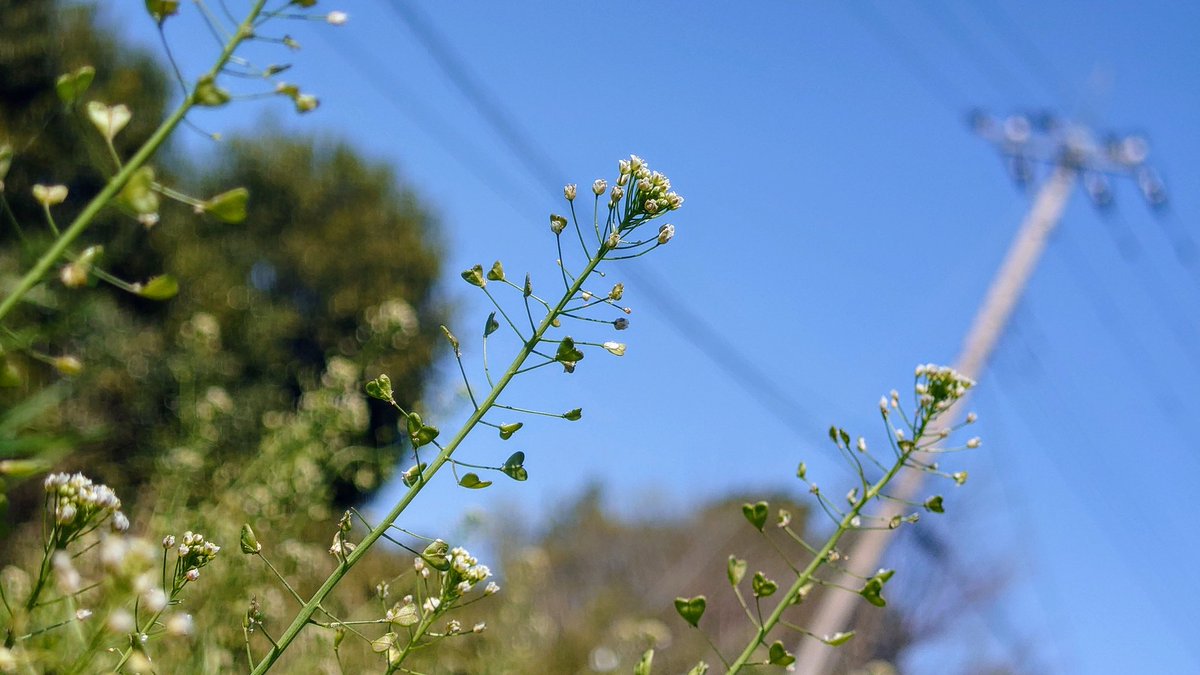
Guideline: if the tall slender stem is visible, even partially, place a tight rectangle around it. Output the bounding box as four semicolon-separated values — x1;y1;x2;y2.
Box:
725;432;922;673
250;248;609;674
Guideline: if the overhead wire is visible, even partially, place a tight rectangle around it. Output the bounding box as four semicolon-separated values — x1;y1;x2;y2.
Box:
372;0;835;439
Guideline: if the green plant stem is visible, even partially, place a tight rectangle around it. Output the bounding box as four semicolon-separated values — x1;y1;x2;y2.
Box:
0;0;267;325
250;249;609;674
725;422;926;673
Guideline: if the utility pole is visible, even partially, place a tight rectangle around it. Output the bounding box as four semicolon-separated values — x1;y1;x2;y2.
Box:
792;112;1165;674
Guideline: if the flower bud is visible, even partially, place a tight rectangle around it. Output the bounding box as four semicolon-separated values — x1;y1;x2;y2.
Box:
563;184;577;201
613;318;629;330
602;342;626;356
592;179;607;196
326;11;348;25
657;223;675;244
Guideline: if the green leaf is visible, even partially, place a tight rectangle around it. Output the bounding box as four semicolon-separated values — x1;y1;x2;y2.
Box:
554;337;584;363
501;451;527;481
924;495;945;514
119;166;159;215
193;75;230;107
458;473;492;489
393;603;419;627
412;425;439;448
365;375;393;402
239;524;261;554
498;422;523;440
486;260;505;281
422;540;450;570
767;641;795;666
404;412;438;447
461;264;485;287
859;569;895;608
203;187;249;223
145;0;180;22
136;275;178;301
484;312;499;337
727;556;747;586
563;408;582;421
822;630;855;646
673;596;706;628
741;501;768;531
752;572;777;598
686;663;709;675
86;101;131;142
634;649;654;675
55;66;95;105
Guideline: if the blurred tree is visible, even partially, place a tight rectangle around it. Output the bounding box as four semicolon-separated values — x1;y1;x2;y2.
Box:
0;0;444;530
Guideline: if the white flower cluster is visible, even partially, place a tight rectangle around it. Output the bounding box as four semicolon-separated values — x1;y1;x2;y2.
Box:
913;363;975;411
177;531;220;574
43;472;126;533
448;546;492;595
617;155;684;216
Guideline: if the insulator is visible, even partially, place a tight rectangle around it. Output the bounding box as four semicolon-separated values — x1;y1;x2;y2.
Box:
1084;172;1114;210
967;108;994;135
1136;167;1168;208
1003;115;1032;145
1008;154;1033;187
1119;135;1150;165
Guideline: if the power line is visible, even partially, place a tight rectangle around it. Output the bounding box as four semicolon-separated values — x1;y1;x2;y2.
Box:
841;1;971;115
918;0;1037;102
364;2;834;438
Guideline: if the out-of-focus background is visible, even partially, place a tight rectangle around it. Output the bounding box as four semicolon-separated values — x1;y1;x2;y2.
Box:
3;1;1198;672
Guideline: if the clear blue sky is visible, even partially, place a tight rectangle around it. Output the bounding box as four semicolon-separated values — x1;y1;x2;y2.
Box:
108;2;1200;673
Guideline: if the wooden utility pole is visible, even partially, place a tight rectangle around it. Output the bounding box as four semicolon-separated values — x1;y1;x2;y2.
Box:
792;165;1078;674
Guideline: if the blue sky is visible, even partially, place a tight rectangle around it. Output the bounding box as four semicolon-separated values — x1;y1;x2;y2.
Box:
107;2;1200;673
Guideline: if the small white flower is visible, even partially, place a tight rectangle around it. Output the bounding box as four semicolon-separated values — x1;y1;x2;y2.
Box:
32;184;68;207
879;396;889;413
657;223;675;244
75;609;93;621
592;179;607;196
602;341;626;357
185;568;200;582
563;184;577;201
966;437;981;449
422;597;440;613
111;511;130;533
473;621;487;633
166;613;194;637
326;10;348;25
484;581;500;595
143;588;168;613
856;437;867;452
966;412;978;424
108;609;135;634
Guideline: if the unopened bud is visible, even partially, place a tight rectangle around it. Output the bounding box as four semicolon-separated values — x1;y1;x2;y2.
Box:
564;184;577;201
592;179;607;196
